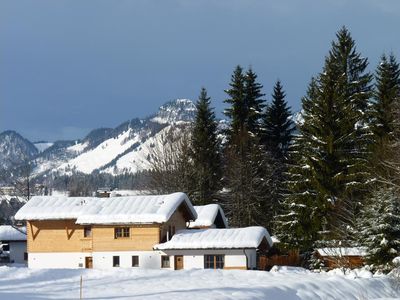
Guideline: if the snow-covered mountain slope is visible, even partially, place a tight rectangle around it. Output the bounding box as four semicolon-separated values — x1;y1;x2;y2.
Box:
28;99;195;176
0;131;38;170
151;99;196;124
33;142;54;153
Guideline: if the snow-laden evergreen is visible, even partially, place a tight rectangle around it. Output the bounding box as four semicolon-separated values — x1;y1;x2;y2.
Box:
276;27;374;252
358;187;400;272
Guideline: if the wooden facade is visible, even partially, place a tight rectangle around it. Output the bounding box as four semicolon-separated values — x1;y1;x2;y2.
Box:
315;253;365;269
26;203;191;254
27;220;161;253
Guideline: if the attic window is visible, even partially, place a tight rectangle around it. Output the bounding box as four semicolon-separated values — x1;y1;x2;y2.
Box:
84;226;92;238
114;227;130;238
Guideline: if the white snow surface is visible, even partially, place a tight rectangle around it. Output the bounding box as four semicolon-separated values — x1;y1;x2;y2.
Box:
14;193;197;225
56;129;140;174
0;226;26;241
102;125;171;175
0;266;399;300
155;227;272;250
317;247;368;257
188;204;228;228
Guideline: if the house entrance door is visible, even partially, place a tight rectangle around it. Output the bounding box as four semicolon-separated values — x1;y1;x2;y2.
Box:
85;257;93;268
174;255;184;270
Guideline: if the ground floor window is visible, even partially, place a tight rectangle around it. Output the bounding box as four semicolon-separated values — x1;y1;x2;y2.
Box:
132;256;139;267
204;255;224;269
113;256;120;267
161;255;170;268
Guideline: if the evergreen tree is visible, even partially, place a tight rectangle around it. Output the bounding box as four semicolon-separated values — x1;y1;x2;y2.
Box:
244;67;265;135
276;27;374;251
262;80;295;158
224;65;247;139
370;54;400;177
189;88;222;205
223;66;275;229
275;79;321;251
358;187;400;272
224;65;266;139
223;134;276;228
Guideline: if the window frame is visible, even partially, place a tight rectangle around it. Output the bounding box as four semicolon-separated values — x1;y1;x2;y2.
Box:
161;255;170;268
114;227;130;239
132;255;139;267
204;254;224;269
113;256;120;267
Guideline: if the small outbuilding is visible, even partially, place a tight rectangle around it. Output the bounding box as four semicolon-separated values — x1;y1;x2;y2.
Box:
0;225;27;264
315;247;367;269
154;226;273;270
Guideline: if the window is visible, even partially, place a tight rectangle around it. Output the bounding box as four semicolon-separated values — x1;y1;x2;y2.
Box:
113;256;120;267
84;226;92;238
204;255;224;269
161;256;170;268
132;256;139;267
114;227;130;238
24;252;28;261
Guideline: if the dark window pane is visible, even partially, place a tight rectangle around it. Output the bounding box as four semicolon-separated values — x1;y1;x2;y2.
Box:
132;256;139;267
84;226;92;238
161;256;170;268
113;256;120;267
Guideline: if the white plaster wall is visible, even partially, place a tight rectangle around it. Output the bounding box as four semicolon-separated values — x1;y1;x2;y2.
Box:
161;249;252;270
9;241;27;264
28;252;88;268
93;251;166;269
245;249;257;269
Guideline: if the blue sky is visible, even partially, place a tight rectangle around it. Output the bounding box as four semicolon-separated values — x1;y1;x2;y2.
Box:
1;0;399;141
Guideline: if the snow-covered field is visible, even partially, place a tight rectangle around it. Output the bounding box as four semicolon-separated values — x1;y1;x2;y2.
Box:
0;266;399;300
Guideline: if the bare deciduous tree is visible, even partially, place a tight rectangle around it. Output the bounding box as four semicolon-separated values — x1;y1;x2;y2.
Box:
143;125;194;195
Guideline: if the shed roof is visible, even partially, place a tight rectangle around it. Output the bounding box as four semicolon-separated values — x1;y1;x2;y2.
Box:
0;225;26;241
316;247;367;257
188;204;228;228
154;226;272;250
15;192;197;225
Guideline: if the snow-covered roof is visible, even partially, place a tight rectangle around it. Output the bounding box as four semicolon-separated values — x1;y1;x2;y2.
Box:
154;227;273;250
316;247;367;257
15;193;197;225
0;226;26;241
271;236;280;244
188;204;228;228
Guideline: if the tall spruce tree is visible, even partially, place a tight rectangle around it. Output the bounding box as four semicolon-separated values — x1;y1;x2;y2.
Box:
189;88;221;205
244;67;265;135
224;65;247;139
276;27;374;252
262;80;295;158
223;66;275;228
370;54;400;177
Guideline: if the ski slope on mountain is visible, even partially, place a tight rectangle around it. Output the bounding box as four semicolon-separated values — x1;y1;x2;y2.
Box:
56;128;141;174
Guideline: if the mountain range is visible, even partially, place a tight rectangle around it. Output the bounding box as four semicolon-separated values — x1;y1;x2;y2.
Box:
0;99;197;178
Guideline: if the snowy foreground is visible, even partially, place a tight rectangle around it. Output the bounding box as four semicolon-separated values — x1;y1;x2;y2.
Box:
0;266;399;300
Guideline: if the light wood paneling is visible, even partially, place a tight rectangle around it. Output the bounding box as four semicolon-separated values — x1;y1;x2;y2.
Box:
223;266;247;270
160;205;187;242
27;220;86;253
92;225;160;252
27;221;162;253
